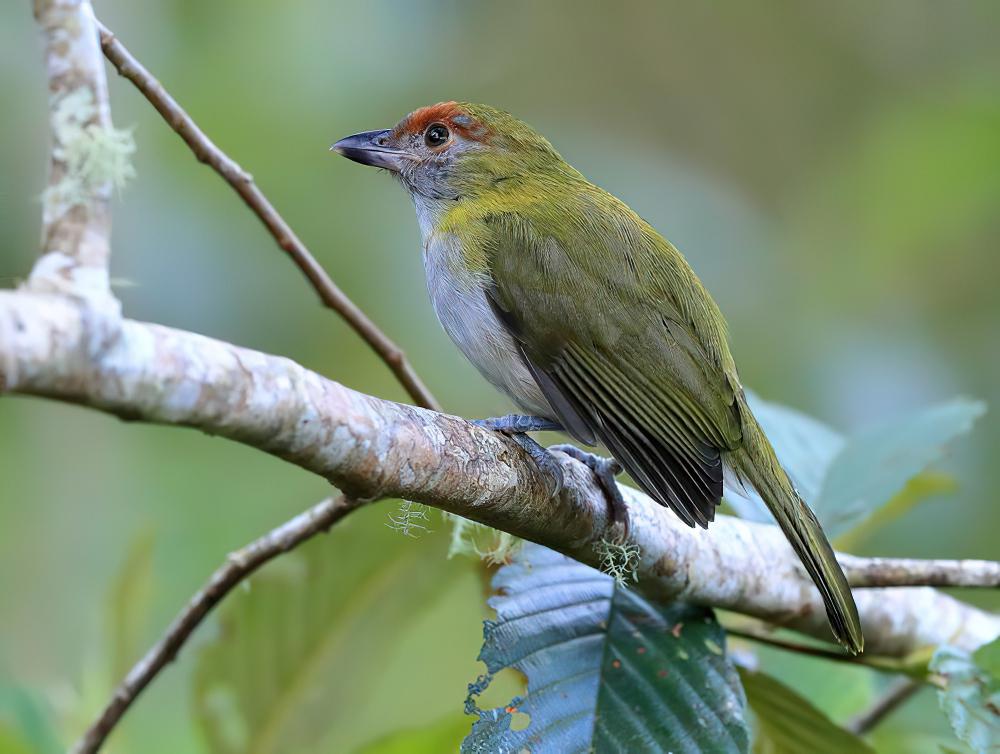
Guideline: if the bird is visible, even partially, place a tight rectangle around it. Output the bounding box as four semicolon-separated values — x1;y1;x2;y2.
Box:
332;101;863;653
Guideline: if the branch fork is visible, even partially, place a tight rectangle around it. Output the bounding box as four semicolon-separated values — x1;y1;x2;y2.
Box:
32;0;127;301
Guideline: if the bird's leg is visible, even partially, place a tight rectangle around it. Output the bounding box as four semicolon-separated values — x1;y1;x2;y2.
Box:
471;417;630;535
549;444;630;538
472;415;565;496
471;415;563;434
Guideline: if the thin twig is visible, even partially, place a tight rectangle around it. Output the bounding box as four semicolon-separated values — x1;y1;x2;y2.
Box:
843;555;1000;588
848;679;923;735
71;494;364;754
93;19;440;412
724;625;917;676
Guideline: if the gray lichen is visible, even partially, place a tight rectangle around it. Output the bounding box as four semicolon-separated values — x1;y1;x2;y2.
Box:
42;87;135;213
446;514;521;564
594;538;641;588
386;500;432;538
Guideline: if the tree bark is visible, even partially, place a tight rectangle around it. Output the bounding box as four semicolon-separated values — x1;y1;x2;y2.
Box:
2;289;997;658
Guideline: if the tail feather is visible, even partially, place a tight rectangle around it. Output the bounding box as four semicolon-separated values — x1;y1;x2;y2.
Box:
734;407;864;654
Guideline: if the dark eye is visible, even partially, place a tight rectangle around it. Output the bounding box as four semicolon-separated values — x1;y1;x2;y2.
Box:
425;123;450;148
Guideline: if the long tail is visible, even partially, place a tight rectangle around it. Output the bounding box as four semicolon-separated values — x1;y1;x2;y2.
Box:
733;401;864;654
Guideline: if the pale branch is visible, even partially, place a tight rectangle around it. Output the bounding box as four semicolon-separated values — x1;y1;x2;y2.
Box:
2;289;997;659
31;0;118;299
70;494;363;754
93;18;440;412
841;555;1000;588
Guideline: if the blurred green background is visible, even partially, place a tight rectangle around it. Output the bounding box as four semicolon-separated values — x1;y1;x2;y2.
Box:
1;1;998;752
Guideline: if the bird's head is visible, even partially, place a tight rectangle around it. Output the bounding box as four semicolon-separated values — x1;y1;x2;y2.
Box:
332;102;569;202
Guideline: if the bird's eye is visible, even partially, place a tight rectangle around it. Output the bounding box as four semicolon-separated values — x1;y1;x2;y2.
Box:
425;123;450;148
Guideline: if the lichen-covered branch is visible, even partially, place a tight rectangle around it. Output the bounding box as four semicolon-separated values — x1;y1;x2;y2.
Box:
2;289;996;659
31;0;132;299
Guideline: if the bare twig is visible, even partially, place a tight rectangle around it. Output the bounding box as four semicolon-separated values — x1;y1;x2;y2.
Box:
31;0;118;298
3;290;997;659
71;494;363;754
93;19;440;412
848;679;923;735
724;624;916;675
843;555;1000;588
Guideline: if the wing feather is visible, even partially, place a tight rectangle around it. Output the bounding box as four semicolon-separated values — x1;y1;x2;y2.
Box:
480;210;741;528
555;345;722;526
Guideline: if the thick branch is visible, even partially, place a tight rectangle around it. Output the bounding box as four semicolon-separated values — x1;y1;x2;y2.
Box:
32;0;116;298
2;289;997;657
71;494;362;754
93;19;439;412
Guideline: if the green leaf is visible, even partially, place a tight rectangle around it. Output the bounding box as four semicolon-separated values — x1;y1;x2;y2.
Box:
930;645;1000;753
107;528;156;682
738;668;875;754
747;642;876;725
0;725;34;754
355;714;470;754
464;543;749;753
867;730;960;754
815;398;985;537
726;394;984;539
47;529;158;753
194;513;466;754
973;637;1000;680
725;392;844;523
0;687;60;754
833;471;956;551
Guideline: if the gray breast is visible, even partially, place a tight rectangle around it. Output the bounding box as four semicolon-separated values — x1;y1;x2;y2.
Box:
422;232;553;418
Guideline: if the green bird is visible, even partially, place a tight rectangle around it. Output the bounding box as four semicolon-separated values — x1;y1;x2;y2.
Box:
332;102;863;653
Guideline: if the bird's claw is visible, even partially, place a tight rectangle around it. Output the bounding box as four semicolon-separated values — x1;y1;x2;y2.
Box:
516;435;564;498
550;444;630;539
471;418;627;523
472;415;566;497
472;414;563;434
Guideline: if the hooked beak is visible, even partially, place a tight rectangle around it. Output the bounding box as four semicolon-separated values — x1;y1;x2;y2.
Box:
330;129;409;172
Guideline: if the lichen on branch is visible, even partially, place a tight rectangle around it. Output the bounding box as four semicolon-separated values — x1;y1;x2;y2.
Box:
42;87;135;216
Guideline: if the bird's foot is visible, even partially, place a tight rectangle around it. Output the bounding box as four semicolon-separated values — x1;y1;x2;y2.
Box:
550;444;630;539
472;415;565;497
471;414;563;434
